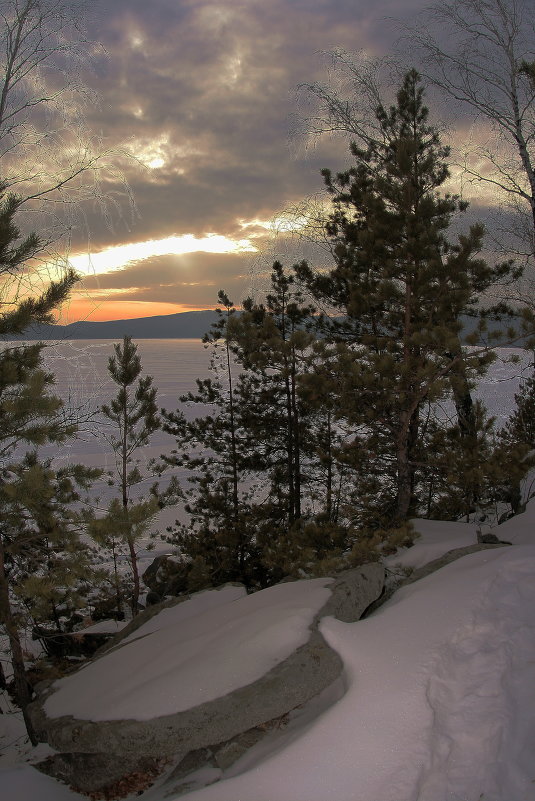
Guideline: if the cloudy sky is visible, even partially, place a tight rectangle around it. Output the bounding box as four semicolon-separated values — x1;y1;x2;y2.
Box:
9;0;526;322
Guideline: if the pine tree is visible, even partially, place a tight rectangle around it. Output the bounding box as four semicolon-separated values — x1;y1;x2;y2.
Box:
162;279;347;586
296;70;516;528
161;293;264;589
1;454;100;643
0;184;91;744
94;336;163;617
496;373;535;514
420;401;496;520
502;373;535;451
290;337;347;526
228;264;317;525
224;264;353;576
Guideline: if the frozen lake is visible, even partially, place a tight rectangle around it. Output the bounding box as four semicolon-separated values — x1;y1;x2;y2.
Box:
15;338;534;529
38;338;213;471
4;336;532;576
37;338;533;428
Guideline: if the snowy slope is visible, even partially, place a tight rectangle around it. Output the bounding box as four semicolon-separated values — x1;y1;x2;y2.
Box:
172;543;535;801
1;508;535;801
0;764;86;801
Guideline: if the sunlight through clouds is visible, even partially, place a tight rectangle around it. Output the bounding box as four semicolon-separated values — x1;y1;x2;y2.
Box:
69;234;258;276
130;133;170;170
239;215;309;234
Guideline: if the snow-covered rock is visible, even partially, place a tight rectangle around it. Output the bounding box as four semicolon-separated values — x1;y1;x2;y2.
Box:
176;544;535;801
495;494;535;544
28;565;384;794
5;508;535;801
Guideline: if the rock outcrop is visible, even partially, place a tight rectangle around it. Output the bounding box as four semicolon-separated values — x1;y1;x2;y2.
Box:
366;542;510;618
142;553;189;602
29;564;384;796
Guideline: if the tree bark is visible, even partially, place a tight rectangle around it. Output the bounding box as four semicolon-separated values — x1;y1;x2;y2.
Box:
127;535;140;618
290;342;302;522
395;434;413;524
0;538;38;745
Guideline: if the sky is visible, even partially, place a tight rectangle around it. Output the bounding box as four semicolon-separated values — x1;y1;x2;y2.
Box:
7;0;530;322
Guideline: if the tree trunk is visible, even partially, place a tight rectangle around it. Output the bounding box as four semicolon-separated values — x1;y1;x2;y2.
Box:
284;367;296;525
224;329;244;578
0;658;6;693
121;387;139;617
395;406;419;524
446;347;481;513
448;353;476;439
0;539;38;745
290;344;301;522
225;336;239;521
325;409;333;520
111;540;123;617
395;441;413;524
127;535;140;618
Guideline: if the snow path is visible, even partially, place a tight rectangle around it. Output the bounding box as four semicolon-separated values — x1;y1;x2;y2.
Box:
177;546;535;801
415;555;535;800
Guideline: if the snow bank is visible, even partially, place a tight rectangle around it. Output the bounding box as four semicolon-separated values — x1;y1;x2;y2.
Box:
388;516;479;569
387;494;535;573
74;619;127;635
6;505;535;801
0;765;86;801
495;495;535;544
44;580;333;722
176;545;535;801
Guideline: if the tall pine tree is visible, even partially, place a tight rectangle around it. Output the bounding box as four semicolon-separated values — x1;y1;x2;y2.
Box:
228;264;316;526
223;264;350;576
296;70;516;527
161;293;264;589
92;337;163;617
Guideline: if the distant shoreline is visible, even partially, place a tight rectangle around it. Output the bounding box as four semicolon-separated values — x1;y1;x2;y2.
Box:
8;309;219;341
7;309;529;346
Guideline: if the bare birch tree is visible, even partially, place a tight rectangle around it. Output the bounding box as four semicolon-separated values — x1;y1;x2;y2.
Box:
0;0;131;254
404;0;535;267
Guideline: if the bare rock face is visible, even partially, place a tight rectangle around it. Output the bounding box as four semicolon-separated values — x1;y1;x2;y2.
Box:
319;563;385;621
142;553;189;601
29;564;384;796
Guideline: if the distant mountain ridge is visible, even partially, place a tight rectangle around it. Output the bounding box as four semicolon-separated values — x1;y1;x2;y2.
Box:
6;309;528;345
9;310;220;341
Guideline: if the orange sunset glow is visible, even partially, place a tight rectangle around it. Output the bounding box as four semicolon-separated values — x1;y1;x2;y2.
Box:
58;299;211;323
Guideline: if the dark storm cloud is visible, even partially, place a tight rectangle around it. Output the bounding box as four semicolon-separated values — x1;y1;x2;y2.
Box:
76;0;428;254
66;0;502;313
